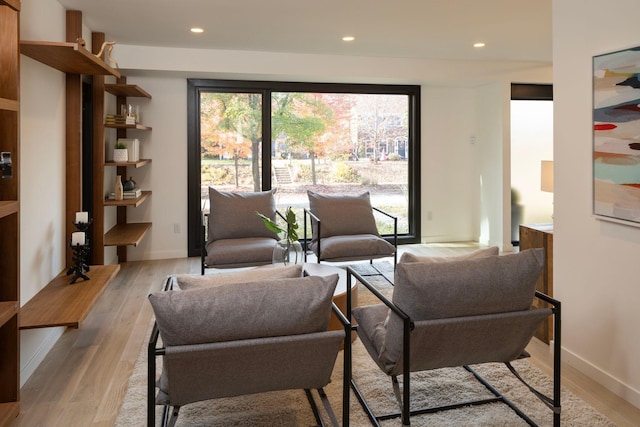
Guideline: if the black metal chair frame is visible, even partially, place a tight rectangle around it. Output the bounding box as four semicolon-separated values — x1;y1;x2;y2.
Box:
201;210;287;275
303;206;398;272
148;276;352;427
346;267;562;427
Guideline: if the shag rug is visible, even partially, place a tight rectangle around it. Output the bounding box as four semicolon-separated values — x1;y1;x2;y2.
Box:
116;262;615;426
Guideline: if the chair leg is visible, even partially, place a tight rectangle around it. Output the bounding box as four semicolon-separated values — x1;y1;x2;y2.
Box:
164;405;180;427
305;389;324;426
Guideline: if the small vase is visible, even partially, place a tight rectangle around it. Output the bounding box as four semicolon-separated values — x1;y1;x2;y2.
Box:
115;175;124;201
272;239;304;266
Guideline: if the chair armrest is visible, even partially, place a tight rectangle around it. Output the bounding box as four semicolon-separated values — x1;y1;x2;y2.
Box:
346;266;411;327
303;208;321;262
372;206;397;220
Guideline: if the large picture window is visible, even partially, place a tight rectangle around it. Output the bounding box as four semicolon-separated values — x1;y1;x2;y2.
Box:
187;79;421;256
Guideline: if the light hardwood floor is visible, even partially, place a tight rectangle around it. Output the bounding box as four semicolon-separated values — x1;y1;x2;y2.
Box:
10;246;640;426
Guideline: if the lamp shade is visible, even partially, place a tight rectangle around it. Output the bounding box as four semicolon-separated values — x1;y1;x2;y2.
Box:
541;160;554;193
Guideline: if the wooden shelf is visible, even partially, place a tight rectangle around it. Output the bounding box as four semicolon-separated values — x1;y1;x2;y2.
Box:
104;190;151;207
105;84;152;99
105;159;151;168
104;123;152;131
0;201;18;219
104;222;151;247
0;97;18;111
20;40;121;77
19;265;120;330
0;403;20;427
0;0;20;11
0;301;18;328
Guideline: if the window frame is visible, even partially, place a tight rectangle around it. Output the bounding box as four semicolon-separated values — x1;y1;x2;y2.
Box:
187;78;421;256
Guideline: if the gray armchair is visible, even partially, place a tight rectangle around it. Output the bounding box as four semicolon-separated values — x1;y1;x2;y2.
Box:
304;190;397;268
346;248;561;426
148;271;351;427
201;187;279;274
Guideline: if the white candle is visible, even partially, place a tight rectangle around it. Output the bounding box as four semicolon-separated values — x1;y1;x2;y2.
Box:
71;232;85;246
76;211;88;223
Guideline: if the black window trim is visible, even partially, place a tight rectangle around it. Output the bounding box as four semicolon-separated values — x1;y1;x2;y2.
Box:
187;78;421;257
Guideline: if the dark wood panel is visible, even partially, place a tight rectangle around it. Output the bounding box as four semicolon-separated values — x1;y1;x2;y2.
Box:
91;32;106;265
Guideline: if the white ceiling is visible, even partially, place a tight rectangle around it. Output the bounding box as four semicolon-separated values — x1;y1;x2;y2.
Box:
55;0;552;63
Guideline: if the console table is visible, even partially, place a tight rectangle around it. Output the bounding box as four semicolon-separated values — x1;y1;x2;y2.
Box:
519;223;553;343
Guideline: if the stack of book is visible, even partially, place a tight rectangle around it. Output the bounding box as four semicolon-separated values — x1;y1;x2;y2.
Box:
108;187;142;200
105;114;136;125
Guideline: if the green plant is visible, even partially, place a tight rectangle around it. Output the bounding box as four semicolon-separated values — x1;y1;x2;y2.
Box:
115;141;127;149
256;206;299;244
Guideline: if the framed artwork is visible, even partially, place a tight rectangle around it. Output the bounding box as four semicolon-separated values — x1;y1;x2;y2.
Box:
593;45;640;226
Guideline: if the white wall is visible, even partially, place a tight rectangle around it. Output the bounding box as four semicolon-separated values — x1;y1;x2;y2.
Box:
19;0;68;385
115;44;551;254
554;0;640;407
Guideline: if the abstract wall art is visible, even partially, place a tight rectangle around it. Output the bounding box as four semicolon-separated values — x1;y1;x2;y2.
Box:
593;45;640;226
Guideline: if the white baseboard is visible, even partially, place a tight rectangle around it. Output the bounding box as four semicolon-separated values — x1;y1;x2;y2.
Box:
20;327;65;387
562;346;640;409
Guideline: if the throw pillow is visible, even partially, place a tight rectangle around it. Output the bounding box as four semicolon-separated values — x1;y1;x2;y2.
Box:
381;248;544;366
307;190;379;240
398;246;499;264
149;274;339;346
172;264;303;290
208;187;277;241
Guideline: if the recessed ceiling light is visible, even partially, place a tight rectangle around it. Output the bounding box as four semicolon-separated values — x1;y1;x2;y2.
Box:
473;42;485;48
191;27;204;34
342;36;355;42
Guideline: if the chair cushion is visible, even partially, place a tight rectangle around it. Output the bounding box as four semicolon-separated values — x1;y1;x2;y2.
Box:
149;274;339;346
355;248;545;371
208;187;277;241
204;236;277;268
311;234;395;261
307;191;379;241
173;264;303;290
398;246;499;264
393;248;544;321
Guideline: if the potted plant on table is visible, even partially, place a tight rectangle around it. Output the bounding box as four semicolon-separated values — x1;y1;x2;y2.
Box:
256;206;303;265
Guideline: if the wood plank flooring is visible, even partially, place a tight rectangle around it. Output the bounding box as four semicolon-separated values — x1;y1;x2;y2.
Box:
10;246;640;426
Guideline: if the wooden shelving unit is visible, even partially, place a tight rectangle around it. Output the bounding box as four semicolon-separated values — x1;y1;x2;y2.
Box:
104;123;152;131
0;98;18;111
0;1;21;424
19;40;121;78
19;265;120;330
100;77;153;260
105;83;151;98
104;223;152;247
0;201;19;218
104;190;152;208
105;159;152;168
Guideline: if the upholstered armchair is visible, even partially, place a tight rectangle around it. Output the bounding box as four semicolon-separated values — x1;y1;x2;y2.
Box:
148;269;351;427
201;187;279;274
304;190;397;268
346;248;561;426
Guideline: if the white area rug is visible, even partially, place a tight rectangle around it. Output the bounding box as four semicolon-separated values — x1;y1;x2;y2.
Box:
117;329;614;426
116;262;614;426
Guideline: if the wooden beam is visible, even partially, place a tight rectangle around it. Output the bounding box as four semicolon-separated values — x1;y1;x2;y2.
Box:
91;32;106;265
65;10;83;267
